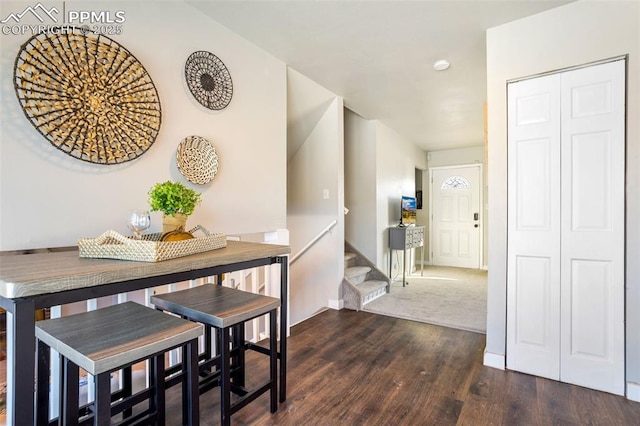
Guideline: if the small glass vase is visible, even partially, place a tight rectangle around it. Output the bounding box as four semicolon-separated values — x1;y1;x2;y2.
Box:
127;210;151;239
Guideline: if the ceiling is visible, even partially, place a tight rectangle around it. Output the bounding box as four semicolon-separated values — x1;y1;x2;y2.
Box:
188;0;573;152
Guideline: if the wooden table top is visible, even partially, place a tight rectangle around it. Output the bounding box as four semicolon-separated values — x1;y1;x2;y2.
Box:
0;240;290;299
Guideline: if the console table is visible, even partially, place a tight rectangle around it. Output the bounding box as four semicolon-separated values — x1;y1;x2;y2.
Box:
0;240;290;425
389;226;425;286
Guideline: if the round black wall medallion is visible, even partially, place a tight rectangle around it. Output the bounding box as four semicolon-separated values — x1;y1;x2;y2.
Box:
184;51;233;110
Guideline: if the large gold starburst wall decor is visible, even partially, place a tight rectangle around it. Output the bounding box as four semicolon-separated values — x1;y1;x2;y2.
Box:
13;28;162;165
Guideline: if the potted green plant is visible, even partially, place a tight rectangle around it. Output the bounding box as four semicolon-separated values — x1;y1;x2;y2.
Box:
148;180;202;233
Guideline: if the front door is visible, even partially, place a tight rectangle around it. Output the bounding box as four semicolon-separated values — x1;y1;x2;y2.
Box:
430;165;481;268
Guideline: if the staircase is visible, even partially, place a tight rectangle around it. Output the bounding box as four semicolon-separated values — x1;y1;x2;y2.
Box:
342;241;390;311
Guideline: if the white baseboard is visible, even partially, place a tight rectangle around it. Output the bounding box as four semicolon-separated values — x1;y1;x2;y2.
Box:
328;298;343;310
481;265;488;270
628;381;640;402
483;349;505;370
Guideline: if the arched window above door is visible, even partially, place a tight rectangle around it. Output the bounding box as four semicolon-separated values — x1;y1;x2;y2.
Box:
441;176;470;189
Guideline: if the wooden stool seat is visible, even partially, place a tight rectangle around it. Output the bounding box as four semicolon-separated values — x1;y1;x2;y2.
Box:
151;285;280;426
36;301;203;425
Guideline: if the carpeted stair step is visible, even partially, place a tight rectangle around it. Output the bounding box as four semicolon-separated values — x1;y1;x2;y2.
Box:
344;253;357;268
345;266;371;285
358;280;388;305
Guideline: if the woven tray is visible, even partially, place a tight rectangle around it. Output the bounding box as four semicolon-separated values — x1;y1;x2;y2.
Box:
78;225;226;262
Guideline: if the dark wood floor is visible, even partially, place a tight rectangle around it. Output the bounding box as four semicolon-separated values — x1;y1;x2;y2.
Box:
166;309;640;425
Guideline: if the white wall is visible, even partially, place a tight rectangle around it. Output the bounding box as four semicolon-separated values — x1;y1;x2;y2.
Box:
344;109;377;261
426;146;487;267
345;110;427;276
428;147;484;168
344;113;427;275
287;68;344;325
375;121;427;273
0;1;287;250
485;0;640;394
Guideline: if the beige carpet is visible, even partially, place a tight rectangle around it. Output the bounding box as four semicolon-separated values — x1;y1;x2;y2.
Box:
363;266;487;334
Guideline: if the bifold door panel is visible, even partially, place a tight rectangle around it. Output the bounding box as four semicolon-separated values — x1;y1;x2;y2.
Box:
507;60;625;395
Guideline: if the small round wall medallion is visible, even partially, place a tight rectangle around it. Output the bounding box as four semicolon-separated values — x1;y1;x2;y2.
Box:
184;51;233;110
176;135;219;185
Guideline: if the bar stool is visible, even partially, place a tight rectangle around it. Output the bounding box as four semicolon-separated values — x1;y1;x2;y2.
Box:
35;301;203;426
150;284;280;426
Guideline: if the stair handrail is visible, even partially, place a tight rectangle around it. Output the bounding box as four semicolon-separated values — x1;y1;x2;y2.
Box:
289;220;337;264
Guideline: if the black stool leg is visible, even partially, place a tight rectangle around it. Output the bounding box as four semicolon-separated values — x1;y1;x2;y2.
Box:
61;356;79;426
204;325;212;365
213;324;220;371
150;354;166;424
231;323;246;388
149;357;157;415
122;365;133;419
269;310;277;413
94;372;111;426
219;327;231;426
36;340;50;426
183;338;200;426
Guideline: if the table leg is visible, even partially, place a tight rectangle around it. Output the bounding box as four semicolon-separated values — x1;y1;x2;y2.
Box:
7;299;36;425
402;247;407;287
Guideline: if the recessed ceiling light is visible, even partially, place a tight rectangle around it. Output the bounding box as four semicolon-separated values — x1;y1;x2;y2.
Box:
433;60;450;71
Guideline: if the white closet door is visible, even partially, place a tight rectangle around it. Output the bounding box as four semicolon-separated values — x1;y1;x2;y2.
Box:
559;61;625;395
507;73;561;380
507;60;625;396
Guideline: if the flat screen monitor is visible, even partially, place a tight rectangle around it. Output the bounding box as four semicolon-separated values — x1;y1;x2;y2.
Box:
401;195;417;226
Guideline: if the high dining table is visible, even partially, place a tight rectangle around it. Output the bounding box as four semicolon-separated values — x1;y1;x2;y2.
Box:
0;240;290;425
